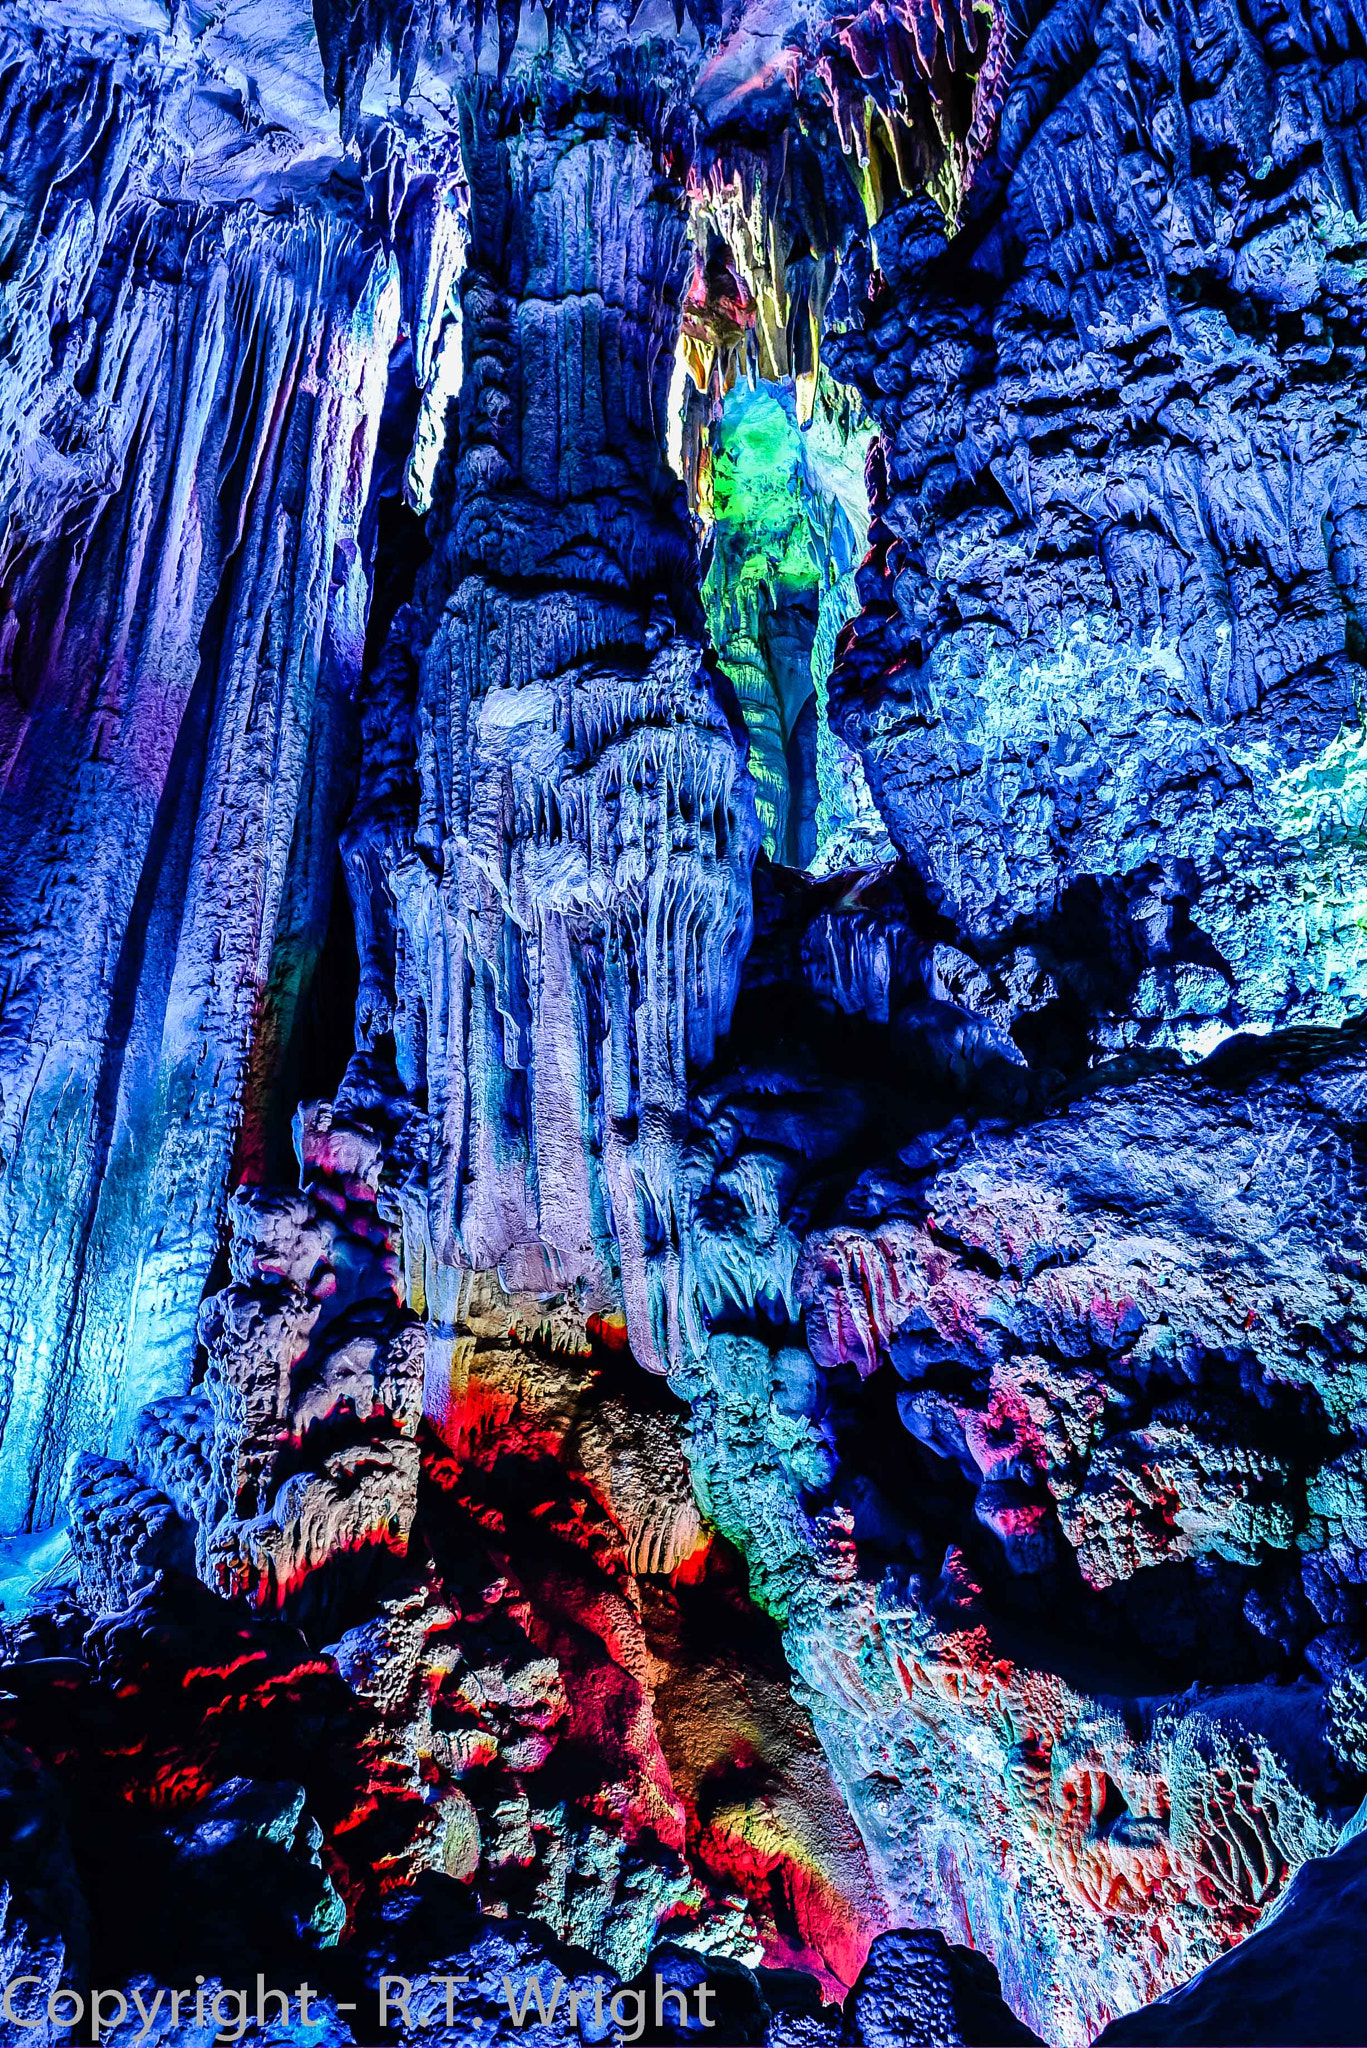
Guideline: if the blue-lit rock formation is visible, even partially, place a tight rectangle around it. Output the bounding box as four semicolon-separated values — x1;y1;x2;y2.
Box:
0;20;400;1535
376;57;759;1378
4;0;1367;2041
828;0;1367;1055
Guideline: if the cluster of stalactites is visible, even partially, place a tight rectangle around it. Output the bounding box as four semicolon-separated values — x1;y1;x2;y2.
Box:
313;0;734;136
364;85;759;1378
679;133;850;501
817;0;1011;225
674;0;1015;509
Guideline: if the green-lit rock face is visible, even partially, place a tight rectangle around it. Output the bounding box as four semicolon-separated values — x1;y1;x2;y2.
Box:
705;384;820;863
702;379;889;872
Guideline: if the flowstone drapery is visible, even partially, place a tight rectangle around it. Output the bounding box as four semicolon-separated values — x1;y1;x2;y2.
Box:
0;25;398;1534
367;66;758;1376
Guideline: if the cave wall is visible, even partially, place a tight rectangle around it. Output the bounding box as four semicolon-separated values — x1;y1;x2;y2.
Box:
830;0;1367;1055
3;0;1367;2043
0;22;398;1532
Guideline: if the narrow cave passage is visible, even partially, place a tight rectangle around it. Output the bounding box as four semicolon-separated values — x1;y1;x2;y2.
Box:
686;369;893;877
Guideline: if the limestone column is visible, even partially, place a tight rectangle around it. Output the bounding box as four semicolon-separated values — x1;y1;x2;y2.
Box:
389;62;759;1374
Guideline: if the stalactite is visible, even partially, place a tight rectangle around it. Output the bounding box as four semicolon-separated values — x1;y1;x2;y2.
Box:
0;26;400;1535
364;59;759;1378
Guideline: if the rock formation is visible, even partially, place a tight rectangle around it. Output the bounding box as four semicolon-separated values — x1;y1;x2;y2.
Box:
3;0;1367;2040
0;18;400;1533
828;0;1367;1055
